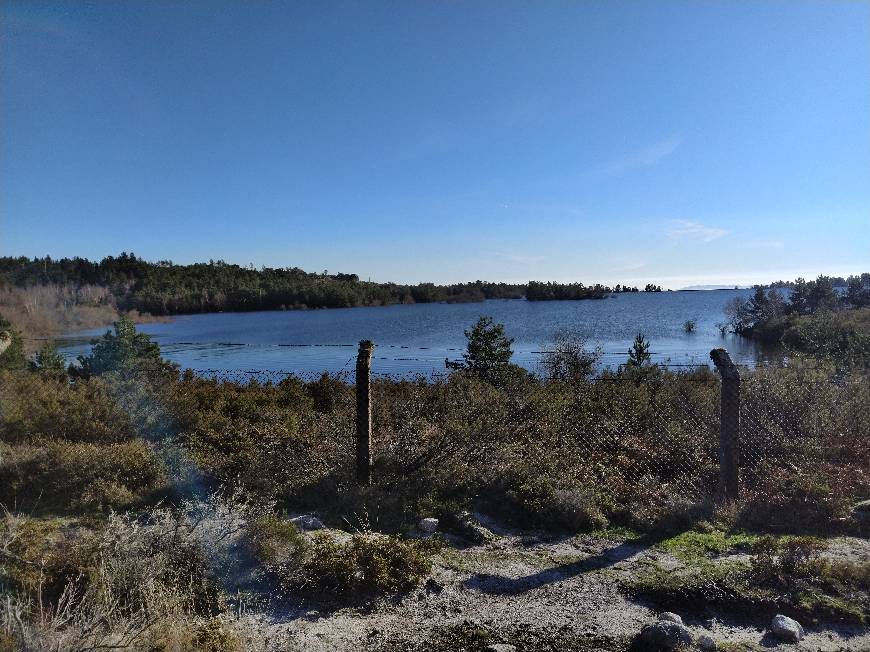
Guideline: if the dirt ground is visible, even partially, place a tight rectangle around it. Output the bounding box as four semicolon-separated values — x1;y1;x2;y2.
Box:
243;516;870;652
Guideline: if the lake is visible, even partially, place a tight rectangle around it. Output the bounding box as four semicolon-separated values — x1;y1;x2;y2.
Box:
58;289;767;378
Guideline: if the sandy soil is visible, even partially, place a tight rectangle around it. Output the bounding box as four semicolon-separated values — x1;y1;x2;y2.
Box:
244;518;869;651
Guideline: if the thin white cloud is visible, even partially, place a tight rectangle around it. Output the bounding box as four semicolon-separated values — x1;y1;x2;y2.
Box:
668;219;728;243
748;239;785;250
602;136;682;176
491;250;547;265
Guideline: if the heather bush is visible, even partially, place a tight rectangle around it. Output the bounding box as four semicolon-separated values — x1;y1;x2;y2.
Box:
245;514;307;566
291;532;433;598
0;439;167;513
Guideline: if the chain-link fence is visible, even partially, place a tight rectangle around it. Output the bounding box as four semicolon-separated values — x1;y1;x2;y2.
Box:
192;357;869;513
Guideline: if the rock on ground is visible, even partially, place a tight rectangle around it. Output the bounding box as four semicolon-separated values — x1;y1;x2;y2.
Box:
637;620;693;650
419;517;439;533
291;514;324;530
771;614;804;642
658;612;683;624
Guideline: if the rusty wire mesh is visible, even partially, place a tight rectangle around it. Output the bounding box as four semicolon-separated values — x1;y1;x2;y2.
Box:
175;367;869;509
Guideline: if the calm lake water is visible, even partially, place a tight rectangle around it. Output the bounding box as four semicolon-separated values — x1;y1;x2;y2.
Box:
58;289;767;378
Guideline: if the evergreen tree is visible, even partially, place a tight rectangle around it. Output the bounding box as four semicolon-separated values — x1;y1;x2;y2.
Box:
446;316;525;386
626;333;652;367
74;317;176;379
788;278;811;315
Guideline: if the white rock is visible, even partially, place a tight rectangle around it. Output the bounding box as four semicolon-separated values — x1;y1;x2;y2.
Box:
484;645;516;652
418;517;439;533
771;614;804;642
290;514;324;531
658;612;683;625
698;634;716;650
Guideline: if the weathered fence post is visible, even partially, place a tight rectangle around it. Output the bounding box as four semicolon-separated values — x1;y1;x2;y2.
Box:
710;348;740;501
355;340;375;486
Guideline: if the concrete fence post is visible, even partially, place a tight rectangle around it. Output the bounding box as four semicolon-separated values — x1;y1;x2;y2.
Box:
355;340;375;486
710;348;740;501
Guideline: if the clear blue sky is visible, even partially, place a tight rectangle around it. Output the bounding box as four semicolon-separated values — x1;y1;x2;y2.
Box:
2;1;868;288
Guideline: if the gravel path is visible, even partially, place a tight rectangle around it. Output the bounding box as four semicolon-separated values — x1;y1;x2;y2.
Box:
254;524;870;651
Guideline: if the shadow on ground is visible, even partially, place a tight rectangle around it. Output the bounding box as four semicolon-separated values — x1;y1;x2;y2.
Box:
463;537;663;595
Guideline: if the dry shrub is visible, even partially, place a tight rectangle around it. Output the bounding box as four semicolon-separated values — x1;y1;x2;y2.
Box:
0;371;135;444
0;492;273;650
0;439;167;513
732;469;859;534
245;514;307;566
623;475;711;534
283;532;433;599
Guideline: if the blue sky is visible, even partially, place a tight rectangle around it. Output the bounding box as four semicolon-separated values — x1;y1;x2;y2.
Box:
2;1;868;288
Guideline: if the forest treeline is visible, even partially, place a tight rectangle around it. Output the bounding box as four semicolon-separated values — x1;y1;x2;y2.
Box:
725;273;870;370
0;253;659;316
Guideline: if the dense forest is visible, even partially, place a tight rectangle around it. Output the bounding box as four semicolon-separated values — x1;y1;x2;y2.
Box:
0;254;661;315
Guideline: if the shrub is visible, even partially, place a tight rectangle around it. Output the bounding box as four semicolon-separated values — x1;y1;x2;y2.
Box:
293;532;432;598
733;471;856;534
0;440;167;513
623;476;711;534
188;618;241;652
496;476;610;532
0;370;136;444
0;513;87;605
246;514;307;566
0;314;26;371
747;536;869;623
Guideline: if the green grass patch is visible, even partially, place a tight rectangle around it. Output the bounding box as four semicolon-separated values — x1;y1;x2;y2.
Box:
631;533;869;625
655;529;759;562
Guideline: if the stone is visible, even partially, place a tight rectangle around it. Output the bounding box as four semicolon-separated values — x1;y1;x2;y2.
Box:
658;612;683;625
770;614;804;642
852;499;870;522
418;517;439;533
290;514;324;531
698;634;716;650
484;645;516;652
637;621;693;650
